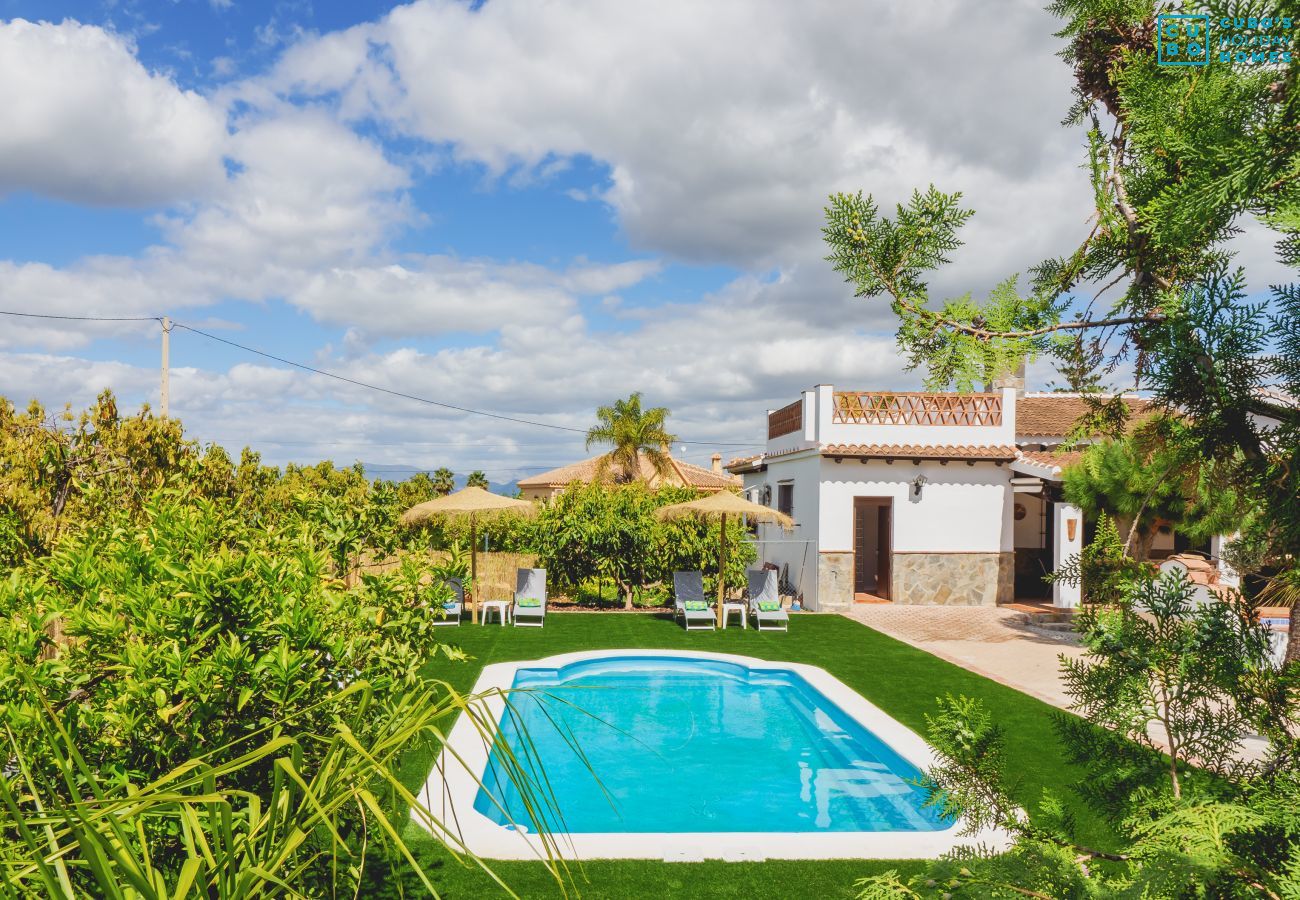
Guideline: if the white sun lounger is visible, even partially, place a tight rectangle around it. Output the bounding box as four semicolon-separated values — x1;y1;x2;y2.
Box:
672;571;716;630
512;568;547;627
431;577;464;626
747;568;788;632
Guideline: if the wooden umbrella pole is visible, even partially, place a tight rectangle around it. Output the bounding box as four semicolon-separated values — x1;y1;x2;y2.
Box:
471;516;479;624
718;512;727;627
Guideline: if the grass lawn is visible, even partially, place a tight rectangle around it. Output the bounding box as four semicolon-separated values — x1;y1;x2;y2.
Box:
372;612;1105;899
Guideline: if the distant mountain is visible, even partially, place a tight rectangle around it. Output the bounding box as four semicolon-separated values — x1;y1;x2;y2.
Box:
359;463;518;496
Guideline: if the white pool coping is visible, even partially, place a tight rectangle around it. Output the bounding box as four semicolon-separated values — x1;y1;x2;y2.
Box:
415;648;1012;861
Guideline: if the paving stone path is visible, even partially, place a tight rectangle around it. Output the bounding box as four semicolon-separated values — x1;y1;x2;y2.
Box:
843;604;1270;762
842;604;1084;709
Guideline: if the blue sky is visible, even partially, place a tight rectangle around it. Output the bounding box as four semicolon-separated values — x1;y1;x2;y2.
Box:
4;0;1231;481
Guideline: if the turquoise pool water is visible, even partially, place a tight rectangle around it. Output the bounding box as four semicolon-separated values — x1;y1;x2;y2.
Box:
473;656;947;834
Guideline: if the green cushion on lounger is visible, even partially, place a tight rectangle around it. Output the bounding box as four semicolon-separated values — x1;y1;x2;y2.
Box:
758;601;781;612
517;597;541;607
684;601;708;611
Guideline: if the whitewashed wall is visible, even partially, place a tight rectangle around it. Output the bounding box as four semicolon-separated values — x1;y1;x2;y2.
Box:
766;385;1020;455
817;459;1013;553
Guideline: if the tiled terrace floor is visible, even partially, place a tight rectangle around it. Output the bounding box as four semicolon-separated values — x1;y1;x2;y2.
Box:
843;603;1271;762
842;604;1084;709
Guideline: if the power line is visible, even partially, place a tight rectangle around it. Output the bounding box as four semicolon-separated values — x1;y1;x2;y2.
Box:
0;310;161;323
171;321;760;447
0;308;765;448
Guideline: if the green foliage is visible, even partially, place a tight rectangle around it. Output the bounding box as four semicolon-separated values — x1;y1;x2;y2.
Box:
0;490;461;803
854;570;1294;898
465;470;489;489
0;679;522;898
1061;423;1245;561
1050;511;1144;605
431;467;455;497
532;483;754;609
822;189;1064;389
1065;572;1273;794
584;392;677;484
0;391;190;566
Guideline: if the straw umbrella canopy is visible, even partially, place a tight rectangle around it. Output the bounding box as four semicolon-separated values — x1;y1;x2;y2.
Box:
400;486;537;623
655;491;794;626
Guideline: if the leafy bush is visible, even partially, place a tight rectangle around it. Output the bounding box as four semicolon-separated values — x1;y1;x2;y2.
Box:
1049;511;1146;605
532;482;754;608
854;571;1295;898
0;489;456;808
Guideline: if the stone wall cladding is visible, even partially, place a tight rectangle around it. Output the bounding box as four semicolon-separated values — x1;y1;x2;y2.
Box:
890;552;1014;606
817;552;855;611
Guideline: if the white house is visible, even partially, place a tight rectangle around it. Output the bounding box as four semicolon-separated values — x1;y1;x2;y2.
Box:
727;377;1223;612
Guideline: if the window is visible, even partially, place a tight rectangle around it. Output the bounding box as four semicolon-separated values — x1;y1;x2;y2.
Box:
777;482;794;518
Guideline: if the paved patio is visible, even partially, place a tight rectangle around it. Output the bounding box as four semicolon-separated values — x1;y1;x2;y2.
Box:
842;604;1086;709
843;603;1271;762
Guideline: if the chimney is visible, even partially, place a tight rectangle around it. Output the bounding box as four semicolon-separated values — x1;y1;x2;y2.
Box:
990;359;1026;395
711;453;723;474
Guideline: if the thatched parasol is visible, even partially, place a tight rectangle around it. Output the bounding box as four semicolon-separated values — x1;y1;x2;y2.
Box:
655;491;794;626
401;486;537;623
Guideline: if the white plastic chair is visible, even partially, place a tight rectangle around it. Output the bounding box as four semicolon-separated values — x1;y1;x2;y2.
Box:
431;577;464;626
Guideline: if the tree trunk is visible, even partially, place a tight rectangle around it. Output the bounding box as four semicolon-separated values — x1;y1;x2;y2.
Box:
1132;528;1154;564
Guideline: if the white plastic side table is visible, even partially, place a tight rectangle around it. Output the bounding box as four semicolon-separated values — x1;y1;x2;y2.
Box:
480;599;512;626
721;601;747;629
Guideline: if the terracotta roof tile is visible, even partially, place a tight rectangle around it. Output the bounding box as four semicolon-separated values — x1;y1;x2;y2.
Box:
1015;449;1085;472
517;452;740;490
1016;395;1154;437
822;443;1018;460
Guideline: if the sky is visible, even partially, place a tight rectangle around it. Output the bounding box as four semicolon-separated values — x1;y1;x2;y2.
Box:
0;0;1270;483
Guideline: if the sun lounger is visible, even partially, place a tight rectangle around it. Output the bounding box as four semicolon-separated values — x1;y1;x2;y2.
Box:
432;577;464;626
747;568;788;632
673;570;716;631
512;568;547;627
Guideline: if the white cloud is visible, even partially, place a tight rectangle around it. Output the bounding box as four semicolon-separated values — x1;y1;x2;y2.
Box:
0;18;228;205
289;258;578;337
267;0;1091;281
0;1;1134;476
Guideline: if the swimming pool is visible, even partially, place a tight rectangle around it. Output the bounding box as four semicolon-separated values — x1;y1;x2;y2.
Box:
419;650;1009;860
476;656;944;834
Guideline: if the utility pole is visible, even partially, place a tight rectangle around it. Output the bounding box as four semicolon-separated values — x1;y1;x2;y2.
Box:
160;316;171;418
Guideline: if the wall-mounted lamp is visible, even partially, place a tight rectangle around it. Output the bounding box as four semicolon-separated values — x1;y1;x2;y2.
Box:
911;474;928;499
909;470;930;499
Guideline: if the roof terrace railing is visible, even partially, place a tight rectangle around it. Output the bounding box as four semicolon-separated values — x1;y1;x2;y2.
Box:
767;400;803;440
832;391;1003;426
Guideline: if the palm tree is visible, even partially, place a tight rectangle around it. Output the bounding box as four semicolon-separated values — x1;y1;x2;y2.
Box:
432;467;455;497
466;470;489;489
585;392;678;485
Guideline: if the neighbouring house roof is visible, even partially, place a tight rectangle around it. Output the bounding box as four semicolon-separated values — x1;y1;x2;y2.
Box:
725;453;764;475
1014;448;1085;478
517;452;741;491
1016;394;1154;437
822;443;1019;461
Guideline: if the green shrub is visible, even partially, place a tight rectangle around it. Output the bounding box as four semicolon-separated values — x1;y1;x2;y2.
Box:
532;483;754;608
0;488;455;810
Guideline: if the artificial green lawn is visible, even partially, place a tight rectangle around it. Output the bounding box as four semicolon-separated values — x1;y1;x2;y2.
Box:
373;612;1106;899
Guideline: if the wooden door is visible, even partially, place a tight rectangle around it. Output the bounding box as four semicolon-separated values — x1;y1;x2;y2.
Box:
853;498;892;599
